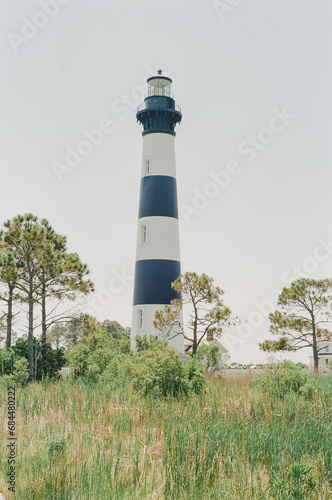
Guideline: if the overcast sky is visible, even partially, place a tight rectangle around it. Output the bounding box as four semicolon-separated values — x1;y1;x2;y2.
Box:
1;0;331;363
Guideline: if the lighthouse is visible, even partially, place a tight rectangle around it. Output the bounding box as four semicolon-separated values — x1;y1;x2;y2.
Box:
131;71;183;353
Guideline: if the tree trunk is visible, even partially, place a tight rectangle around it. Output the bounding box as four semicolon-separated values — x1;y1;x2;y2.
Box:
6;285;14;348
41;281;47;371
192;308;198;356
34;342;38;381
28;292;34;382
312;318;319;372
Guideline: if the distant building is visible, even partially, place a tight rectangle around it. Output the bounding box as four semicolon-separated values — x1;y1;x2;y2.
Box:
60;367;72;377
309;340;332;371
184;330;228;356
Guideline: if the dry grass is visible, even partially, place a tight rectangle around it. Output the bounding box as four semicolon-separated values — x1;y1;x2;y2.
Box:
0;375;331;499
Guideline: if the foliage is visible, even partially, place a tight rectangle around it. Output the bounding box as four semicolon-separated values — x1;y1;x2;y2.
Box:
130;336;205;397
135;333;158;351
101;319;130;340
260;279;332;371
47;435;67;454
0;357;29;387
68;330;205;397
295;362;308;370
47;323;67;349
183;357;206;394
154;272;237;355
197;342;230;372
0;346;15;375
253;360;308;398
49;315;131;353
63;313;100;350
67;328;130;382
299;379;317;399
271;460;317;499
0;337;65;383
0;214;93;380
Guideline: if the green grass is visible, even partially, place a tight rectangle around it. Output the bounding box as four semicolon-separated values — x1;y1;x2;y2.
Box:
0;374;331;499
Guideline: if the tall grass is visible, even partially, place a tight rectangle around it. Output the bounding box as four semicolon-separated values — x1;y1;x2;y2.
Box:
0;374;331;499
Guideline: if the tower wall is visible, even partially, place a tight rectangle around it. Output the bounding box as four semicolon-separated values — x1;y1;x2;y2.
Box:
131;75;183;353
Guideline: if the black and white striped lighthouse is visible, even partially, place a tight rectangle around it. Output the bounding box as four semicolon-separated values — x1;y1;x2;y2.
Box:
131;71;183;353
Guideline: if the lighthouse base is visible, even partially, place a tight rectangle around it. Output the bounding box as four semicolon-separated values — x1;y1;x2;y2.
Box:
131;304;184;354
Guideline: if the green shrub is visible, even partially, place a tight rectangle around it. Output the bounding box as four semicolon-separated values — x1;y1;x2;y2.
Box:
271;459;317;499
253;360;307;398
184;358;206;394
0;347;15;375
12;357;29;386
68;331;130;379
299;379;317;399
86;363;101;383
0;338;66;381
131;341;184;396
197;343;230;372
134;333;158;351
0;357;30;387
130;339;205;397
47;435;67;454
101;355;128;383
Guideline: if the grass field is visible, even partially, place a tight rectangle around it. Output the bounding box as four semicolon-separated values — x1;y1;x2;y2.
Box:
0;374;331;499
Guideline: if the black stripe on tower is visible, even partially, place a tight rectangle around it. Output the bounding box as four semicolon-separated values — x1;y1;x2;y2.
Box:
138;176;178;219
133;259;181;305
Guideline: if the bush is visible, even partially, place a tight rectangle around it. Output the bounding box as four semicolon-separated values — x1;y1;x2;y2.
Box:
196;343;229;372
68;330;131;381
271;459;317;499
0;338;63;384
253;360;308;398
299;379;317;399
47;435;67;454
130;337;205;397
67;332;206;397
184;358;206;394
12;358;29;386
0;347;15;375
0;357;29;387
101;355;127;383
7;337;65;380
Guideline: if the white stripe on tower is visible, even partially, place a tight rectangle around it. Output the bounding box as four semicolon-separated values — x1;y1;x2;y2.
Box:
131;71;183;353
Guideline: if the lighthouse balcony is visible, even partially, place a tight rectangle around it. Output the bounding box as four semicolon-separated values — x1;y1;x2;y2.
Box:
137;96;181;114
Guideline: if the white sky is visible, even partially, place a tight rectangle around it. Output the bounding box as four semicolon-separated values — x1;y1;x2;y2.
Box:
1;0;331;364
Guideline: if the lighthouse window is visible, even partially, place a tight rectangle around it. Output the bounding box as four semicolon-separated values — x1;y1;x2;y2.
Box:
141;225;147;244
138;309;143;330
144;158;151;174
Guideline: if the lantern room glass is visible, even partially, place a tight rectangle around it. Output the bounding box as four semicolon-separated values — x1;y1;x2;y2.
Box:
147;77;173;98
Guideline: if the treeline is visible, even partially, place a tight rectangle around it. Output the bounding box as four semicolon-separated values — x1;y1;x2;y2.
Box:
0;315;131;386
47;315;130;350
0;214;93;380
